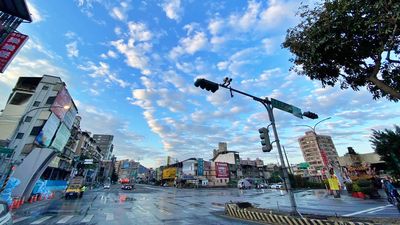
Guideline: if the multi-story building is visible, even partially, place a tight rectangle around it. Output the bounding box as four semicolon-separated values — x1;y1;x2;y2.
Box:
0;75;78;198
93;134;114;160
298;131;339;176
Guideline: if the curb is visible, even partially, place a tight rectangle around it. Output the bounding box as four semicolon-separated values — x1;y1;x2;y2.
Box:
224;203;391;225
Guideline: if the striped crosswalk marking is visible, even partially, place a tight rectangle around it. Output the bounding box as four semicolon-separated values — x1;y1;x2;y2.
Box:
81;214;94;223
13;216;30;223
56;215;74;224
31;216;52;224
105;212;114;221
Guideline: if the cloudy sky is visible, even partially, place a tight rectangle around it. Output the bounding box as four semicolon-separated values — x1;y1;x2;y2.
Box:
0;0;399;168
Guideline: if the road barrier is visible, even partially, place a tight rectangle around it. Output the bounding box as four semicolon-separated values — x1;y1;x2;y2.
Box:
225;202;385;225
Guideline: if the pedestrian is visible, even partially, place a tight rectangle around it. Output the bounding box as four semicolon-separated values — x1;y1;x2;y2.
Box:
328;168;340;198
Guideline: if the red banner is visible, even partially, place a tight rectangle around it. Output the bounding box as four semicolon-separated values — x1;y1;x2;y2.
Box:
320;149;329;166
51;87;72;120
0;32;28;73
215;162;229;178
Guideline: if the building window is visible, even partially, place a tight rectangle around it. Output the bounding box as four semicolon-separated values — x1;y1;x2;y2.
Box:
10;93;32;105
42;86;49;90
30;126;42;136
45;96;56;105
24;116;33;122
16;133;24;139
33;101;40;107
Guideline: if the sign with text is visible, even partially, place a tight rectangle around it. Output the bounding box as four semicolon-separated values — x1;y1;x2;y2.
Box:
50;123;71;152
215;162;229;178
63;106;77;130
197;158;204;176
0;32;28;73
51;87;72;120
162;167;177;179
271;98;303;119
35;113;60;147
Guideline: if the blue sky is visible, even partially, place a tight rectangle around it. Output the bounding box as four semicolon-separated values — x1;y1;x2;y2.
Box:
0;0;399;168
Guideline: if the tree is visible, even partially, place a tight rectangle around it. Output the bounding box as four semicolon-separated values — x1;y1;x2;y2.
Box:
283;0;400;101
370;125;400;176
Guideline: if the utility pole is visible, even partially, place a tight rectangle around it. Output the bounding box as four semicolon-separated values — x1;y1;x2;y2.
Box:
194;78;318;215
282;146;293;175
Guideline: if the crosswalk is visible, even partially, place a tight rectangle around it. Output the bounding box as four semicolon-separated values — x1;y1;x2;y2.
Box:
13;214;97;224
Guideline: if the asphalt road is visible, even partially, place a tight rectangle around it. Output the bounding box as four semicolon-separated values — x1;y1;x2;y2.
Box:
11;184;399;225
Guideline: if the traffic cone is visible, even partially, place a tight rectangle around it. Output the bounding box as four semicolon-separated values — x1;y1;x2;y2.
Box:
38;194;42;201
15;198;21;209
32;195;37;202
20;197;25;206
29;196;33;203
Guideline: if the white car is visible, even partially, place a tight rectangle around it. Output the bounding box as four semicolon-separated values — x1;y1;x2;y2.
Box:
104;184;111;189
270;184;283;189
0;201;12;225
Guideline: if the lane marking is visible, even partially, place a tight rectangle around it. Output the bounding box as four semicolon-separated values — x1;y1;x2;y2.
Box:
31;216;52;224
367;208;386;214
56;215;74;224
13;216;30;223
342;205;392;217
81;214;94;223
105;212;114;221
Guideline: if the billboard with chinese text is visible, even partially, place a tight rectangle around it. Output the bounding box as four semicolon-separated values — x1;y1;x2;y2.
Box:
162;167;177;179
0;32;28;73
215;162;229;178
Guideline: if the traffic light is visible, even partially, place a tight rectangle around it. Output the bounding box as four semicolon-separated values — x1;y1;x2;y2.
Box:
303;111;318;119
258;127;272;152
194;78;219;93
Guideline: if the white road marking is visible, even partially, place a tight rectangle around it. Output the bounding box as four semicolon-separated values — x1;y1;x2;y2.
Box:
367;208;386;214
105;212;114;221
56;215;74;224
342;205;392;217
81;214;94;223
13;216;30;223
160;208;171;215
31;216;52;224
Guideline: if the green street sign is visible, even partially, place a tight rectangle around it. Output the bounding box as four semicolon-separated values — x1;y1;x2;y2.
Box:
271;98;303;119
298;162;310;169
0;147;14;156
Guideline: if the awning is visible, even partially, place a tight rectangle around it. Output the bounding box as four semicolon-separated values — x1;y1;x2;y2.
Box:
0;0;32;22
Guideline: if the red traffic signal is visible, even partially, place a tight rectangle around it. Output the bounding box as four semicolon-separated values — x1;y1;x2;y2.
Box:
194;78;219;93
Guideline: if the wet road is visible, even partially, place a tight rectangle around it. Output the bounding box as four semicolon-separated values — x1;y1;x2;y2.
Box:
11;184;399;224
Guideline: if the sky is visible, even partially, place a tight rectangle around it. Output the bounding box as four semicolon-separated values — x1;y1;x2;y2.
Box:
0;0;399;168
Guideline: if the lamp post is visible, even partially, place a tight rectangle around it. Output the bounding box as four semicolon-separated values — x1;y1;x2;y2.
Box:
296;117;331;179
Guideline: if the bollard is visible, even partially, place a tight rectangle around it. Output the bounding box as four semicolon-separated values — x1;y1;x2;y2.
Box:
33;195;37;202
38;194;42;201
29;196;33;203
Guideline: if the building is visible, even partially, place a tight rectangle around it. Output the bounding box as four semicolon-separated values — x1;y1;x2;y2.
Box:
117;159;140;180
93;134;114;160
0;75;78;198
298;131;339;176
213;142;228;158
339;147;386;175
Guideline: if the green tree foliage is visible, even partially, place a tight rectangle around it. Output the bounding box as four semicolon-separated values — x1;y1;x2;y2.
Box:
283;0;400;101
370;125;400;176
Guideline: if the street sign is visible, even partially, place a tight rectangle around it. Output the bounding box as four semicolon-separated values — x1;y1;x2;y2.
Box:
271;98;303;119
0;147;13;156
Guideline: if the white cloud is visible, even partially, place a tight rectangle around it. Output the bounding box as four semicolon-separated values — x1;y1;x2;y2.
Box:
66;41;79;58
111;7;126;21
111;22;152;74
78;61;130;88
169;31;208;59
262;38;275;55
162;0;183;22
27;2;44;23
228;0;261;32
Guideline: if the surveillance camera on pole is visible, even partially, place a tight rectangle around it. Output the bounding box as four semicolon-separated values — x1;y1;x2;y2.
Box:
194;78;219;93
258;127;272;152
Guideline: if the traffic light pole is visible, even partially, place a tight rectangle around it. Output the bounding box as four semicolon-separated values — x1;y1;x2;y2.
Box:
218;85;298;214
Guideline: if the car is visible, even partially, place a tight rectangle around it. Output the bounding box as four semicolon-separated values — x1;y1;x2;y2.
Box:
270;184;283;189
121;184;134;190
0;201;12;225
104;184;111;189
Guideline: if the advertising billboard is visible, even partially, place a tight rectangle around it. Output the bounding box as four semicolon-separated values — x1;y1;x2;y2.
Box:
0;32;28;73
197;158;204;176
122;161;130;169
50;123;71;152
182;160;195;176
51;87;72;120
162;167;177;179
215;162;229;178
35;113;60;147
63;106;77;130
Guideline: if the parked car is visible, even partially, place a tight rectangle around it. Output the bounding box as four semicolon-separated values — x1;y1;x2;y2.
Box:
0;201;12;225
104;184;111;189
121;184;134;190
256;183;269;189
270;184;283;189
